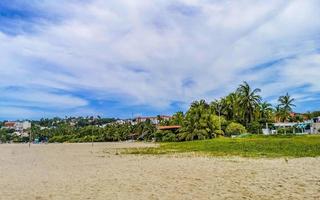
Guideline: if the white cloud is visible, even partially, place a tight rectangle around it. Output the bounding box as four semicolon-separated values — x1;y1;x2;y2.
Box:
0;106;38;119
1;89;88;108
0;0;320;118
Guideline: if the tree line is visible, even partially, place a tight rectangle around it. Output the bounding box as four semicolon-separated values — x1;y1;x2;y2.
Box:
1;81;319;143
154;81;299;141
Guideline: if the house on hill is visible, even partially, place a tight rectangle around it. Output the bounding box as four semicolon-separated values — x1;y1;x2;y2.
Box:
3;121;31;137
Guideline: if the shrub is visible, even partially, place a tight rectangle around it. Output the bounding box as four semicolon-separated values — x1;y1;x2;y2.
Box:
48;135;67;143
214;130;224;137
154;130;164;142
162;132;177;142
210;115;227;131
248;121;262;134
68;138;80;143
225;122;247;136
155;130;177;142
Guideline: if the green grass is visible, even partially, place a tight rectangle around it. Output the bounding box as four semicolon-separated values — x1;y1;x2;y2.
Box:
123;135;320;158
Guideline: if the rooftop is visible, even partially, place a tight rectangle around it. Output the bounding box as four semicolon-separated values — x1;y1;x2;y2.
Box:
158;125;181;130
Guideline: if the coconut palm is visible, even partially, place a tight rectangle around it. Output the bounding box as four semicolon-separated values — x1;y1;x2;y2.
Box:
178;100;212;140
171;111;184;126
210;100;222;116
278;93;295;122
259;101;273;123
223;92;241;121
210;93;239;122
278;93;295;111
275;105;286;122
237;81;262;126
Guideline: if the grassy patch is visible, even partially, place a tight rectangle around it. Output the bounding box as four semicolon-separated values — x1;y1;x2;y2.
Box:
123;135;320;158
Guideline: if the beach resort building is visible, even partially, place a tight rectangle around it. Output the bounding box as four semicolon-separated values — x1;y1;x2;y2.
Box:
264;117;320;135
311;117;320;134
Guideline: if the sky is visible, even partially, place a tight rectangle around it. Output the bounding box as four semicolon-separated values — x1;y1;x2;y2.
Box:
0;0;320;120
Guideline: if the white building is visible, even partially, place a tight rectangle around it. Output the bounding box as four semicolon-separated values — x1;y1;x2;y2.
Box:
311;117;320;134
311;123;320;134
3;121;31;137
15;121;31;131
268;119;320;135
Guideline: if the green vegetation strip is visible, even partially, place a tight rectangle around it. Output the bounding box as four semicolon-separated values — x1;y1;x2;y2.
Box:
123;135;320;158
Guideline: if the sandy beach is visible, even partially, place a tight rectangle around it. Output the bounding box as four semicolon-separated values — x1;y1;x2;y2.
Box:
0;143;319;200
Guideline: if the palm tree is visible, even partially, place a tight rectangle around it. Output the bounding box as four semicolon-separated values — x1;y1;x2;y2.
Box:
275;105;288;122
171;111;184;126
222;92;241;121
178;100;212;141
275;105;280;122
132;120;156;140
237;81;262;126
278;93;295;111
259;102;273;122
258;101;274;128
278;93;295;122
210;100;222;116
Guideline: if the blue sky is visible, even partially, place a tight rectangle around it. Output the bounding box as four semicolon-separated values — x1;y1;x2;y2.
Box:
1;0;320;120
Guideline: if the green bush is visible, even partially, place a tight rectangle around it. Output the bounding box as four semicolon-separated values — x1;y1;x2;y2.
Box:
210;115;227;131
162;132;177;142
155;130;177;142
48;136;65;143
214;130;224;137
248;121;262;134
12;136;29;143
48;135;73;143
225;122;247;136
154;130;164;142
68;138;81;143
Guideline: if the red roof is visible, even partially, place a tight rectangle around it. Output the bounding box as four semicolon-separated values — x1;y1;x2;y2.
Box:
158;125;181;130
4;122;15;127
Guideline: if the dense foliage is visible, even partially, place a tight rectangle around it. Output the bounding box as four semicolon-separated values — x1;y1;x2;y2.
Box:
154;81;297;141
1;82;320;143
30;120;156;143
225;123;247;136
0;129;29;143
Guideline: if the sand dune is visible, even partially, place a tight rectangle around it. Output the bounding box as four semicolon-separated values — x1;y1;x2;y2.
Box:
0;143;319;200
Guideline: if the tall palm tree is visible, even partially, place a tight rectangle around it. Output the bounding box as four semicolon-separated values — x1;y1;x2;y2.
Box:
237;81;262;126
278;93;295;111
171;111;184;126
278;93;295;122
275;105;285;122
259;101;273;124
178;100;212;141
224;92;241;121
260;102;273;118
210;100;221;116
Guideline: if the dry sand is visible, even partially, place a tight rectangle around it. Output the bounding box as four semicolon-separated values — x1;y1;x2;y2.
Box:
0;143;319;200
